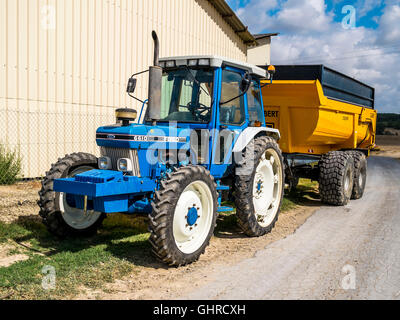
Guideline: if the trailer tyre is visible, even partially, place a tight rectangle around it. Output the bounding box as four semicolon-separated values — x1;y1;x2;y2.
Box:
234;136;285;237
319;151;354;206
346;151;367;200
149;166;218;266
38;153;106;237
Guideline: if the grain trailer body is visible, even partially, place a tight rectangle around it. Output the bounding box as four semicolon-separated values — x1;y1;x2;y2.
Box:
261;65;377;205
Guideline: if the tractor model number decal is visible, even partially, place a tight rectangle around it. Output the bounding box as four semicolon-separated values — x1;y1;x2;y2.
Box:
96;133;186;143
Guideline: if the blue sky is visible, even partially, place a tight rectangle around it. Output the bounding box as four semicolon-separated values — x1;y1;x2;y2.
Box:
226;0;400;113
228;0;386;29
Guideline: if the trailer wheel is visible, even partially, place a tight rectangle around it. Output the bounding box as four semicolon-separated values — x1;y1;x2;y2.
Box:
38;153;105;237
149;166;218;266
346;151;367;199
234;136;285;237
319;151;354;206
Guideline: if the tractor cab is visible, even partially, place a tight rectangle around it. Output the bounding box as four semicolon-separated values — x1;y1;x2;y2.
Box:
150;56;268;130
94;55;276;181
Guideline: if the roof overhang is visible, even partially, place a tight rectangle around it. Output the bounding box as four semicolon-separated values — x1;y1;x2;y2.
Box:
159;55;268;78
254;33;280;41
207;0;257;45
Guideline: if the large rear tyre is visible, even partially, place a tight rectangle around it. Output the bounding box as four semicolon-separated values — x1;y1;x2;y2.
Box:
346;151;367;200
149;166;218;266
38;153;105;237
319;151;354;206
234;136;285;237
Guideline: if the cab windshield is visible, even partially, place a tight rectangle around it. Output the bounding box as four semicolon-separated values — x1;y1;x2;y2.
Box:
146;67;214;123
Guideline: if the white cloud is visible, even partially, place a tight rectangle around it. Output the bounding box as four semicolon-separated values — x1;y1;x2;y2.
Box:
235;0;279;33
375;3;400;44
234;0;400;113
356;0;384;18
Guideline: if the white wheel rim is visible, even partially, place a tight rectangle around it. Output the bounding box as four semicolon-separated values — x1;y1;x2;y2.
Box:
173;180;214;254
252;149;283;228
359;171;363;187
59;166;102;230
344;168;352;196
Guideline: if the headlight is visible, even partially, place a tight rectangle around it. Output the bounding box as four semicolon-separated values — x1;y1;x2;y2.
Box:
98;157;112;170
117;158;133;172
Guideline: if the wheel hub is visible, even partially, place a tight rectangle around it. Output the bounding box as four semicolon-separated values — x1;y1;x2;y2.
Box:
256;180;263;194
187;207;199;226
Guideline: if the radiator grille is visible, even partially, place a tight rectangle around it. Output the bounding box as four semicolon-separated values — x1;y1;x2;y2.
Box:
100;147;141;177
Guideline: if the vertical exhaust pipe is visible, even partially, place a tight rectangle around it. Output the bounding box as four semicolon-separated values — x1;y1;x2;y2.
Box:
147;31;162;123
152;31;160;67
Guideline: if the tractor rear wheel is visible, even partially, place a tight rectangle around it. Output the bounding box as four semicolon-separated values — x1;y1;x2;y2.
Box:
38;153;105;237
319;151;354;206
234;136;285;237
346;151;367;200
149;165;218;266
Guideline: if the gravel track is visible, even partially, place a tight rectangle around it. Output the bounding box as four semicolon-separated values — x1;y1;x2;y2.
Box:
182;156;400;300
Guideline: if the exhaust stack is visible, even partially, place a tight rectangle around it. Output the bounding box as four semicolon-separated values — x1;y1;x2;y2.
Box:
147;31;162;123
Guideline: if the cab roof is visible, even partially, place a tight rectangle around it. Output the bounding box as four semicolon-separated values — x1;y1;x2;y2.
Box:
159;55;268;79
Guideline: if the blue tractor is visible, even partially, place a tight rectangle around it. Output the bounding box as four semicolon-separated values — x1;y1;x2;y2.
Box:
38;32;285;266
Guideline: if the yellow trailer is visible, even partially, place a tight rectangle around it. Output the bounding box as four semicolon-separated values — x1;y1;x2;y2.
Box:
261;65;377;206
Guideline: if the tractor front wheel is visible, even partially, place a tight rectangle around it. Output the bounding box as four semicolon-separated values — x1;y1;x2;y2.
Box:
38;153;106;237
149;166;218;266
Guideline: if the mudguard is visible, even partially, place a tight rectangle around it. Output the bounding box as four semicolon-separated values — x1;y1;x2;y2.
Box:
232;127;280;153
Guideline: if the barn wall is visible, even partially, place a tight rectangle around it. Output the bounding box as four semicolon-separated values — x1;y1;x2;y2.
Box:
0;0;247;178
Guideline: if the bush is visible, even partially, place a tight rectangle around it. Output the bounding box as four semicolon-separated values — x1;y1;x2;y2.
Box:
0;144;22;185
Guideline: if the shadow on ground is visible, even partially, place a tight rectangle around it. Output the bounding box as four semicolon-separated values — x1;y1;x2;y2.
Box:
5;181;321;270
8;213;167;269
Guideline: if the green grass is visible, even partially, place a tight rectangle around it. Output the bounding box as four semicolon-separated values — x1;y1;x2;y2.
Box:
0;179;320;300
0;214;151;300
283;179;320;209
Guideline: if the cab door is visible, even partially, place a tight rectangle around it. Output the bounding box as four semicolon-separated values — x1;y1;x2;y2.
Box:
210;67;249;178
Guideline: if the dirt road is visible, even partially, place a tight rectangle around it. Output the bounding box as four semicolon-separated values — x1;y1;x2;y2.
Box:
181;156;400;300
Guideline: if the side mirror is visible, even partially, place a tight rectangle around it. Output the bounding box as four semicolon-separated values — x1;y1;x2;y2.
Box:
126;78;137;93
240;73;252;93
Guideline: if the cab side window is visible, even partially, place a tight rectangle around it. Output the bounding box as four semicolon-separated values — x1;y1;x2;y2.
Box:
220;70;245;126
247;80;264;126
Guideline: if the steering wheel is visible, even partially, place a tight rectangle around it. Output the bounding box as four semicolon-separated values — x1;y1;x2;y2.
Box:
186;102;211;121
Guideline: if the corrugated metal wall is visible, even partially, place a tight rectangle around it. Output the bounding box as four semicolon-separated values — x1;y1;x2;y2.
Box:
0;0;247;178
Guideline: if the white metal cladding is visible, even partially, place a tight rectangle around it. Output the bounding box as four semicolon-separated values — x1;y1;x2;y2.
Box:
0;0;248;178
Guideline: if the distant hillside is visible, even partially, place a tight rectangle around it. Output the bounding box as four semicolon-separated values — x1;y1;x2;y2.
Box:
377;113;400;135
